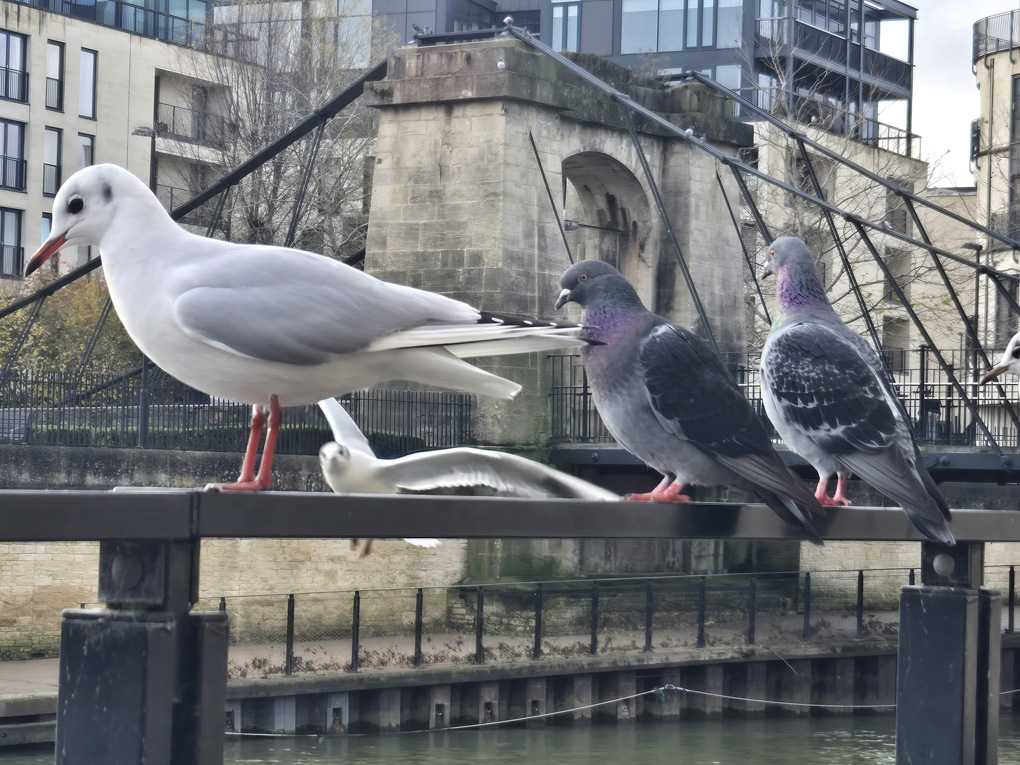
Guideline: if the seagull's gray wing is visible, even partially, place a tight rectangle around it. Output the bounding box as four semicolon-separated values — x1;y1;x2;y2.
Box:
383;448;620;500
318;398;374;457
173;247;481;365
764;321;900;455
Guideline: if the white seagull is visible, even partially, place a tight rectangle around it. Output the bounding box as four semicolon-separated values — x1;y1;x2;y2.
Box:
27;164;587;490
980;330;1020;384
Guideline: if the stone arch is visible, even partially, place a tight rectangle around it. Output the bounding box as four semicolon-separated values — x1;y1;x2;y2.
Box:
561;152;654;304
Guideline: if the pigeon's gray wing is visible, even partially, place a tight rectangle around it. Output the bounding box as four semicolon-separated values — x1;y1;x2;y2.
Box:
318;398;374;457
640;325;823;514
383;448;620;500
173;247;481;366
763;322;900;455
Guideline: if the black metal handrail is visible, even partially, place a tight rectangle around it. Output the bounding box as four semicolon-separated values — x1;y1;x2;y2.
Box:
974;9;1020;62
0;245;24;278
45;76;63;110
156;102;227;146
0;156;26;191
0;66;28;102
42;162;60;196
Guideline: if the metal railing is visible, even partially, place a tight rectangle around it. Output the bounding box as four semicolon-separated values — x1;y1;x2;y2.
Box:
156;102;227;146
156;184;214;228
42;162;60;196
11;0;208;50
0;369;472;454
45;76;62;110
141;564;1016;678
0;156;26;192
974;9;1020;62
0;66;28;102
550;350;1020;449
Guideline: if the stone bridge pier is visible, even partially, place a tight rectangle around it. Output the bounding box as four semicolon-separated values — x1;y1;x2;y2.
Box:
364;38;752;446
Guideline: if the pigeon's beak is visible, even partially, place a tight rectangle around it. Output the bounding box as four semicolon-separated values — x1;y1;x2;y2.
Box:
980;365;1008;385
761;260;775;279
26;233;68;276
554;288;572;311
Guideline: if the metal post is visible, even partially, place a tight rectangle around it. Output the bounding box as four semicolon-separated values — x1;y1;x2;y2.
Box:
644;582;654;652
285;594;295;677
697;576;706;648
803;572;812;642
218;597;226;613
351;591;360;673
748;576;757;645
856;570;865;638
1010;566;1015;634
909;568;916;586
137;355;150;449
475;587;485;664
533;584;543;659
590;582;599;656
414;588;424;668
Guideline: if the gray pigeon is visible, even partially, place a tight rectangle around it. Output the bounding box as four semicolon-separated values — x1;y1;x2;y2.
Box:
556;260;825;543
759;236;954;546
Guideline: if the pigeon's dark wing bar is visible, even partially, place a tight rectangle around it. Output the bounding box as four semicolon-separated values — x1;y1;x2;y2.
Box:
763;322;898;455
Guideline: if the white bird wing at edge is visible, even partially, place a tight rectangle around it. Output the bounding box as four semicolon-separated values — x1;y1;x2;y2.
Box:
318;397;375;457
385;448;620;501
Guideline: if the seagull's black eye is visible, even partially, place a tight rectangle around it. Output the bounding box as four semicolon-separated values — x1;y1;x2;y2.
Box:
67;196;84;215
1012;345;1020;359
578;272;589;282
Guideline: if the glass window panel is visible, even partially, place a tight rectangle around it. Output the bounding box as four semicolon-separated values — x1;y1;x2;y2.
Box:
565;5;578;52
47;42;62;79
622;0;658;53
552;6;563;49
686;1;699;47
717;0;741;48
658;0;684;52
79;50;97;119
41;213;51;245
702;0;714;46
77;134;94;170
44;128;60;164
8;34;22;69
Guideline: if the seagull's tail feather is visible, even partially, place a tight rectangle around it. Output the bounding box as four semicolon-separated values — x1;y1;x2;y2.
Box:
837;452;955;546
757;491;825;545
377;348;522;399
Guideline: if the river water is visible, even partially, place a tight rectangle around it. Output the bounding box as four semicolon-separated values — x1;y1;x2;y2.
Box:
5;714;1020;764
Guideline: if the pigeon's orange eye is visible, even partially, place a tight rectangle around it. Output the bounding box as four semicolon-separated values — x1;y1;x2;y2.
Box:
769;249;776;258
579;273;589;282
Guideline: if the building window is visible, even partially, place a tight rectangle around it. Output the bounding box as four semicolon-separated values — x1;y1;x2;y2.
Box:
46;41;64;111
552;2;579;52
623;0;727;54
43;128;62;197
0;120;26;192
79;49;97;119
40;213;57;271
0;207;22;278
77;133;94;170
686;0;715;49
622;0;658;54
717;0;741;48
883;247;910;305
0;31;27;103
884;180;913;235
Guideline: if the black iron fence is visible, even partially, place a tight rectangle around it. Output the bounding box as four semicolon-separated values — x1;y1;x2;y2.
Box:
167;565;1019;679
550;349;1020;448
0;369;472;454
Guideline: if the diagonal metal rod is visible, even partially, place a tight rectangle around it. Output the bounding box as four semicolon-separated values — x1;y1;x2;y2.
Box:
903;198;1020;434
284;121;327;248
0;298;45;386
792;139;885;360
714;170;770;326
74;297;114;385
529;130;573;264
619;106;719;354
203;187;231;239
847;218;1005;458
727;166;771;244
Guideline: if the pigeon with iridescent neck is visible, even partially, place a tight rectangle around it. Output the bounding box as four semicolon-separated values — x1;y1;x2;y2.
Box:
555;259;825;544
760;236;954;546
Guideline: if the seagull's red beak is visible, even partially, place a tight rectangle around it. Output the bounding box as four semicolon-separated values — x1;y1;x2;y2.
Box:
980;365;1008;385
25;234;68;276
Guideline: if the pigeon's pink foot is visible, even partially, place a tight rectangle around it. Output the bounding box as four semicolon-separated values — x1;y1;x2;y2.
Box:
813;474;851;506
626;481;691;503
206;395;281;492
829;474;852;506
817;494;850;507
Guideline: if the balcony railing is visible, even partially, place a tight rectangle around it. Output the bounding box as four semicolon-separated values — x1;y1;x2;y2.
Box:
753;87;917;157
45;76;63;110
0;66;28;103
990;208;1020;244
42;163;61;197
0;244;24;278
974;10;1020;62
10;0;207;50
0;156;27;191
156;102;226;147
550;350;1020;449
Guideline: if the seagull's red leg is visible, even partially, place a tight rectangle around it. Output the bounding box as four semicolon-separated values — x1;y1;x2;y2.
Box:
209;398;279;492
829;472;852;506
626;475;691;502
